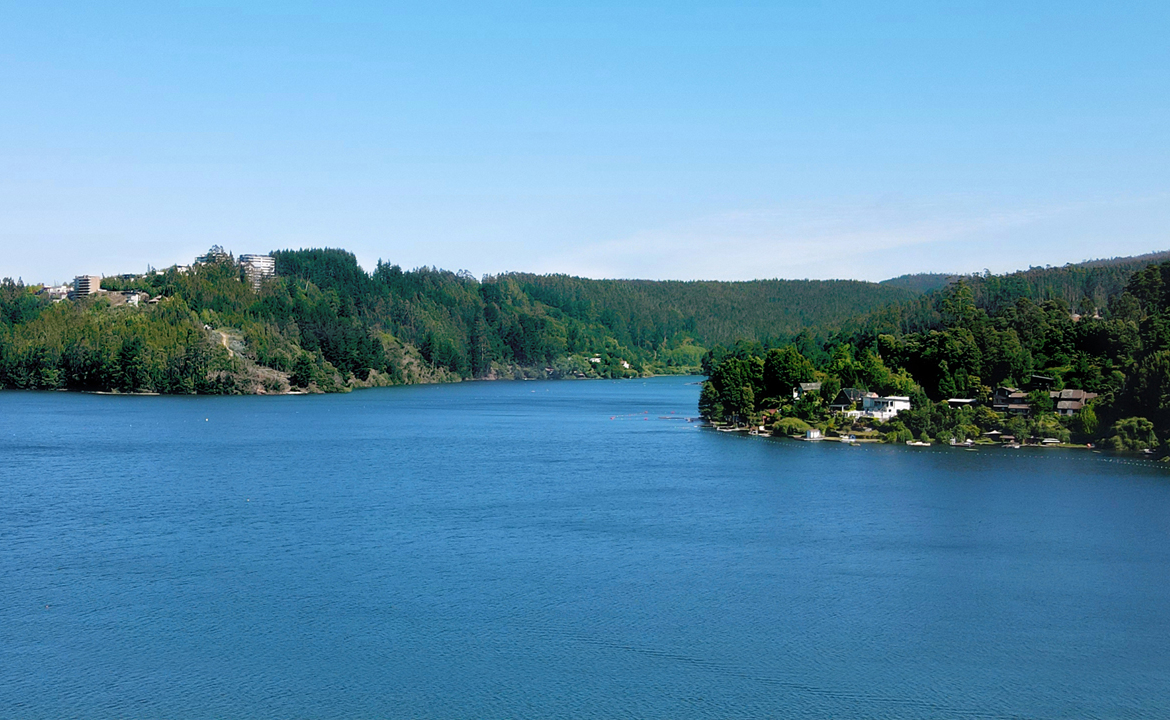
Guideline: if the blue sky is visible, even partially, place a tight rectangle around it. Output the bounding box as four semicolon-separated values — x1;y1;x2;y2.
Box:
2;1;1168;283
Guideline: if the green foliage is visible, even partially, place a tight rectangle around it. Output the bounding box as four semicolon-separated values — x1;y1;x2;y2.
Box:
884;427;914;443
762;346;815;402
1077;404;1099;436
771;417;811;436
1106;417;1157;451
1028;389;1054;413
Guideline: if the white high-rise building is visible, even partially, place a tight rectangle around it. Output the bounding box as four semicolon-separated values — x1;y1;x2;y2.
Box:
239;254;276;290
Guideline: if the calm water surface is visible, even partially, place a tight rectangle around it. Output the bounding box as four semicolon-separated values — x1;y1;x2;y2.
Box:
2;377;1169;719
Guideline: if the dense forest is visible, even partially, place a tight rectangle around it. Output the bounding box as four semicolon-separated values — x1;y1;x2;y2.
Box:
699;259;1170;452
499;274;914;348
0;247;907;394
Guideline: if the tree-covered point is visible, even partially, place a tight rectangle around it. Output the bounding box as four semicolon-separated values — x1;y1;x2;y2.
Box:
698;259;1170;453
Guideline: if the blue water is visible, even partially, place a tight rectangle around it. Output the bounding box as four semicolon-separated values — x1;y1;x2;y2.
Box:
2;377;1169;719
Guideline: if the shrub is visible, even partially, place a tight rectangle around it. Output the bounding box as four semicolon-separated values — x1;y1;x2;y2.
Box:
771;417;811;436
1107;417;1157;451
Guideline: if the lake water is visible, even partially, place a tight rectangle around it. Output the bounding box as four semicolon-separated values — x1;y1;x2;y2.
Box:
2;376;1169;719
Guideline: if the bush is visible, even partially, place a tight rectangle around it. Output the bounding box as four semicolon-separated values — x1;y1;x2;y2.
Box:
771;417;811;436
1107;417;1157;451
884;428;913;444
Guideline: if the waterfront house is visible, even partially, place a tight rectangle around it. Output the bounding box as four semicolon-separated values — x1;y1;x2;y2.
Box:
830;388;867;412
947;398;978;409
861;394;911;421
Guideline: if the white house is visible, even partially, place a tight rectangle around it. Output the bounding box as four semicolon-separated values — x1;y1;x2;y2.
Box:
861;394;911;421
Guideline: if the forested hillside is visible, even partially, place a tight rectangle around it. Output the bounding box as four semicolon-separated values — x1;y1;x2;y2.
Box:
498;273;914;348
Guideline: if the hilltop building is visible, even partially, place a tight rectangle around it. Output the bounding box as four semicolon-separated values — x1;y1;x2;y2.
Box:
70;275;103;299
240;254;276;290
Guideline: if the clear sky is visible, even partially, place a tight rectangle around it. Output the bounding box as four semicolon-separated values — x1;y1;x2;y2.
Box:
2;1;1168;284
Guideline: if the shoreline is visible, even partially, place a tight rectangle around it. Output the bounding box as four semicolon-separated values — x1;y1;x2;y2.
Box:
702;423;1132;455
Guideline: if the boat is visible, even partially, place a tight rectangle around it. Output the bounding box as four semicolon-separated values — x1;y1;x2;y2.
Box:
906;441;931;447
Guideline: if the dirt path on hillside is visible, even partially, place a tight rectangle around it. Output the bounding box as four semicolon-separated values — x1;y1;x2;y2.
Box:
216;330;234;358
